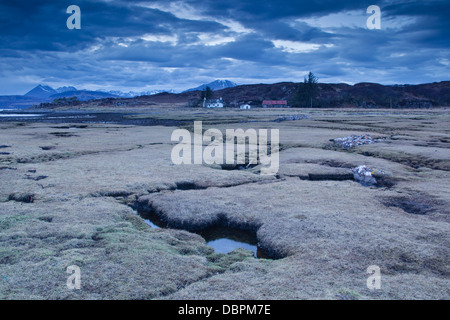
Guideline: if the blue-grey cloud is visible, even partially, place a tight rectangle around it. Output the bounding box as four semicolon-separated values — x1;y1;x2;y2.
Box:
0;0;448;95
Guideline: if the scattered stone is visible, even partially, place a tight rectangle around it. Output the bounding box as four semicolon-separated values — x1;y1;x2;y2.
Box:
352;165;377;186
275;114;309;122
331;134;380;149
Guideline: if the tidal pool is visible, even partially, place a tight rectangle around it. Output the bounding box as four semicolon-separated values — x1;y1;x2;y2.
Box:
0;114;44;117
138;210;270;258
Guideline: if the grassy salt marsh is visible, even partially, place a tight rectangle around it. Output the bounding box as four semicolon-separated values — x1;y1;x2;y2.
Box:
0;107;449;299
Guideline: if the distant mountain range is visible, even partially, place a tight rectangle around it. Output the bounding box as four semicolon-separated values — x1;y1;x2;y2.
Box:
104;89;176;98
0;85;178;108
3;80;448;109
0;85;118;108
0;80;237;108
183;80;237;92
25;84;174;101
24;80;236;100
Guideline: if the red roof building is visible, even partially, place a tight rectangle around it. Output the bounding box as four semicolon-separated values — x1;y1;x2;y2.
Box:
262;100;288;107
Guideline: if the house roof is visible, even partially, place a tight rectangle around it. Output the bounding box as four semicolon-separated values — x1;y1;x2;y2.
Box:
206;98;223;103
262;100;287;105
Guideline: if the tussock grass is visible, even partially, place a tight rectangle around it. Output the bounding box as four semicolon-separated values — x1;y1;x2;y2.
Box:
1;108;449;299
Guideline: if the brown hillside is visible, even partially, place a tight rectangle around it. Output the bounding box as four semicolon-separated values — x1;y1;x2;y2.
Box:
44;81;450;109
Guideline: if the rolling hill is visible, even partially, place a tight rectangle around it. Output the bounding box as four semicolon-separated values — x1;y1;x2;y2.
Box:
72;81;450;109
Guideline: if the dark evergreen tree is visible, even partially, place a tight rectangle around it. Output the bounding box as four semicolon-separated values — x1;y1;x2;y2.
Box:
291;72;319;107
200;86;213;100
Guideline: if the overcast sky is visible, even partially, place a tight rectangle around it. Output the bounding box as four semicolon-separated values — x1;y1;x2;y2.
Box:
0;0;449;95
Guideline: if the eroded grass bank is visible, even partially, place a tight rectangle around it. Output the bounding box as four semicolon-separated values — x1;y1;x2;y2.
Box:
0;108;449;299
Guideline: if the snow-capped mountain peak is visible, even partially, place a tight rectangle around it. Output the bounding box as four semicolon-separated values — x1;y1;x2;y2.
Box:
183;80;237;92
56;86;78;93
25;85;57;98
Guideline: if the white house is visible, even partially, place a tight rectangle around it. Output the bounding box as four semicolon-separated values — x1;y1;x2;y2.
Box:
240;104;251;109
203;97;224;108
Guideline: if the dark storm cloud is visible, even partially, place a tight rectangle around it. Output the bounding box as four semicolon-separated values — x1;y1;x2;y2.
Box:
0;0;226;51
382;0;450;48
183;0;370;20
0;0;448;95
241;20;333;42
